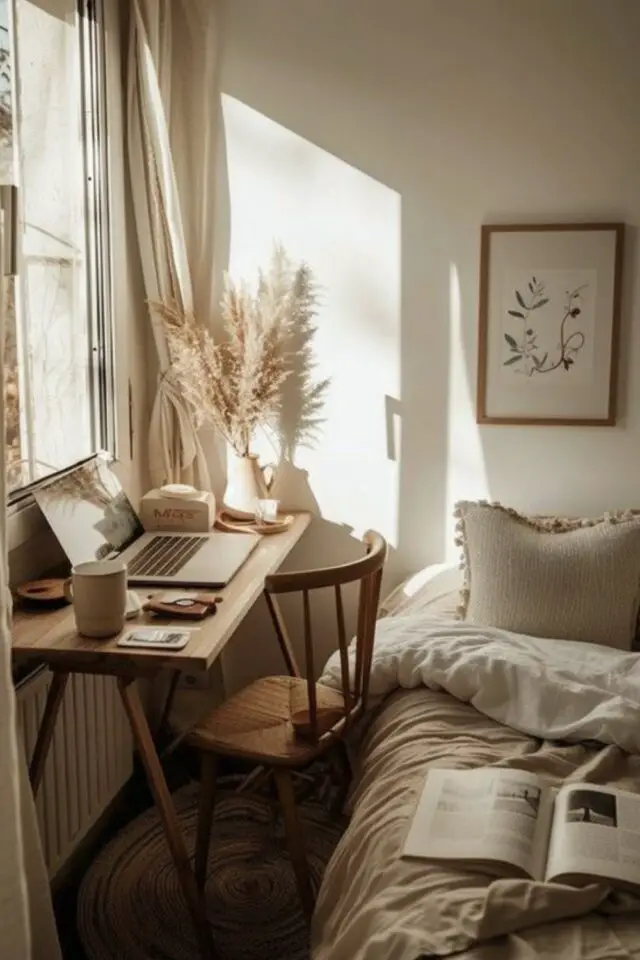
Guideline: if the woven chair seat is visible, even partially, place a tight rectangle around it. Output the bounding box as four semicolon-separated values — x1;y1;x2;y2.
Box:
186;676;346;766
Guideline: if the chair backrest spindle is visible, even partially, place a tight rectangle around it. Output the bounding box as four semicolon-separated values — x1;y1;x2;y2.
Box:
334;583;351;715
361;567;383;709
264;591;301;677
353;571;369;701
302;589;317;739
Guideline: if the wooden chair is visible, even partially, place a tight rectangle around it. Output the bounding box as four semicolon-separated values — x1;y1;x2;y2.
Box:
186;530;387;919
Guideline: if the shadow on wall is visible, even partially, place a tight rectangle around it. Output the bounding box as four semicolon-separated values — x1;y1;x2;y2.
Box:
212;95;407;686
213;91;442;585
207;86;390;688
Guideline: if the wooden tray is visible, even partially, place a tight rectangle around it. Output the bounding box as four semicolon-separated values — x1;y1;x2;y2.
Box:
215;509;295;536
16;577;69;609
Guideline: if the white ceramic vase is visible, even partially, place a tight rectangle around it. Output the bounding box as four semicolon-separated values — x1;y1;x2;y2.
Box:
222;450;270;519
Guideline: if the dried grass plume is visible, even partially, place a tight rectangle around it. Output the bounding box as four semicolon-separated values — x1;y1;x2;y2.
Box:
152;246;324;457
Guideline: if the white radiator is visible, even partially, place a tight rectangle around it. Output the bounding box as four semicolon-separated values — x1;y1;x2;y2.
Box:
16;668;133;879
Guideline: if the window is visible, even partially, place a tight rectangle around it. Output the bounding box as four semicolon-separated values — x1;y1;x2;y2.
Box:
2;0;114;499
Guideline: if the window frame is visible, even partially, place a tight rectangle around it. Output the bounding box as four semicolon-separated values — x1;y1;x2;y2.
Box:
6;0;116;507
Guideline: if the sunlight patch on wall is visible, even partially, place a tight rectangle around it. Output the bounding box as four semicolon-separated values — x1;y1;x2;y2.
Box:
221;94;401;546
445;262;488;561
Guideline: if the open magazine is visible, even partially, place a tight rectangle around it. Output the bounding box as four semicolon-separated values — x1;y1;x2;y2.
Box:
403;768;640;888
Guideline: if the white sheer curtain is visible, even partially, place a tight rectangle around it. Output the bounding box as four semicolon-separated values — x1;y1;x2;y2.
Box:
0;242;61;955
127;0;218;490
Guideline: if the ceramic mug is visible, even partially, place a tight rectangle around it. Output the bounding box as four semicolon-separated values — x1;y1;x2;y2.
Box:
63;560;127;639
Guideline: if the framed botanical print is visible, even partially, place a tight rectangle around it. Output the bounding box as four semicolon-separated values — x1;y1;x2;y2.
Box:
476;223;624;425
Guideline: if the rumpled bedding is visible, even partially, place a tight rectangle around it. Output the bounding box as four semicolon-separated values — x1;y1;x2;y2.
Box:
312;618;640;960
320;616;640;753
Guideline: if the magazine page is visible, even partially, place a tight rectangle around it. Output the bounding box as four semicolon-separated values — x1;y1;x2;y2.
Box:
402;768;554;878
545;784;640;887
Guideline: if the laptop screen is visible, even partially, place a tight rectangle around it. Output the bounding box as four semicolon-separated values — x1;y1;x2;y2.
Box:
34;456;145;567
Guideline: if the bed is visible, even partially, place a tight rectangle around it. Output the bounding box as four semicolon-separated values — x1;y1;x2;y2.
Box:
311;519;640;960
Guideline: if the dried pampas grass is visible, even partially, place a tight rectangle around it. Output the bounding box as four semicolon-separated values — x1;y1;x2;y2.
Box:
152;246;321;457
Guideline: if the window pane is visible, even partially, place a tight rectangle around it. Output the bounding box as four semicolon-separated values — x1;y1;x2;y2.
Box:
2;0;110;494
18;0;93;485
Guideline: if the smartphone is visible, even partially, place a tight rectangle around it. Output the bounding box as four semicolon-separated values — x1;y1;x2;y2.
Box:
117;628;195;650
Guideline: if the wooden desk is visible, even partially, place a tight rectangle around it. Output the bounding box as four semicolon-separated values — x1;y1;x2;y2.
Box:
12;513;311;960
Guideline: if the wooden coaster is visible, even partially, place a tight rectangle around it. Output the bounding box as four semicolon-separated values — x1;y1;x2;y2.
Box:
16;578;70;609
215;509;295;536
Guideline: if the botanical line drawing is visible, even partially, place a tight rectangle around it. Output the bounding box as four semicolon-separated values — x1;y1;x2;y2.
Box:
503;276;587;377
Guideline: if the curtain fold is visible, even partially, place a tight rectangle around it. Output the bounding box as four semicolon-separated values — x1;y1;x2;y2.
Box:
127;0;216;490
0;246;61;956
168;0;220;325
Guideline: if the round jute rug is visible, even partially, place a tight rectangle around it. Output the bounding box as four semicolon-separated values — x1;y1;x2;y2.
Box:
77;782;344;960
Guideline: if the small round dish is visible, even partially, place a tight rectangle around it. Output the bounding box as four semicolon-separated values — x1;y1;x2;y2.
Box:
215;510;295;536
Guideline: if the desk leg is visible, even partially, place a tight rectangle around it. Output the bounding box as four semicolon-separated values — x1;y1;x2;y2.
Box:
157;669;181;737
117;677;215;960
29;672;69;795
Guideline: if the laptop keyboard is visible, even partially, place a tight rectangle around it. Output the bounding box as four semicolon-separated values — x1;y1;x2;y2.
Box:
127;535;207;578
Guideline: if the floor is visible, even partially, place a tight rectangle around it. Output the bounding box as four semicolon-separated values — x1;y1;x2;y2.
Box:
55;746;197;959
54;748;303;959
57;881;90;959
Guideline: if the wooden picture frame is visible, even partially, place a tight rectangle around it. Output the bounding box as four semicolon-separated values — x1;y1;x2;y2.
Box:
477;223;624;425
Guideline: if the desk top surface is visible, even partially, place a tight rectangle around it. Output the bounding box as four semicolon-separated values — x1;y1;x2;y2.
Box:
12;513;311;674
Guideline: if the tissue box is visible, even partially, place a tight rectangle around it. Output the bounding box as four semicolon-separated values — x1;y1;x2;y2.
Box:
139;489;216;533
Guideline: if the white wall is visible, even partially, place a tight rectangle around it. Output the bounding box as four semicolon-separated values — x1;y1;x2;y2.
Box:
214;0;640;591
208;0;640;690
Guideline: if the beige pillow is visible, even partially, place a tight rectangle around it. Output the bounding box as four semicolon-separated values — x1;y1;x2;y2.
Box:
454;500;640;649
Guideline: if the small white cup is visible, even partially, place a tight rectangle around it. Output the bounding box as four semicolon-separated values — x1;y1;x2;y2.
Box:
254;498;279;524
64;560;127;639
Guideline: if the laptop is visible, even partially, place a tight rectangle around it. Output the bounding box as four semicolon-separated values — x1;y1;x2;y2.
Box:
33;455;260;588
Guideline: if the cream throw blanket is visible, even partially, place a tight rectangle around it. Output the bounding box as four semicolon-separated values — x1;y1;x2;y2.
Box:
321;616;640;752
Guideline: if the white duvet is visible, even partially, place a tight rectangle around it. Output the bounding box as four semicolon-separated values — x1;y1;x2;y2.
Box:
320;615;640;754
